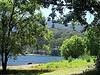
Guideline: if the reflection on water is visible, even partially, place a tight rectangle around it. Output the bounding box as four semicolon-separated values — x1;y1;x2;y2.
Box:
4;55;63;65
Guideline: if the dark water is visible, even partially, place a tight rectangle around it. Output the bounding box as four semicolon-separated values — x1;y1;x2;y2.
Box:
4;55;63;65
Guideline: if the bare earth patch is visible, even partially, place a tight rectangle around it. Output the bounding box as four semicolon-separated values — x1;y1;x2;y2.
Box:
0;64;40;70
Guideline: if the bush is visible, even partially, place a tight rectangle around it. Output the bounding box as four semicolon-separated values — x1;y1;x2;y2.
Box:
60;35;85;59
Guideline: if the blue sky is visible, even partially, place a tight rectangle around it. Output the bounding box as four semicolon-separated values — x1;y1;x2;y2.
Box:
40;6;94;24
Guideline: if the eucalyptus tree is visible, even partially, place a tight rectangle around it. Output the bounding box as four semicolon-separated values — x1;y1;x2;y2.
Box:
0;0;46;74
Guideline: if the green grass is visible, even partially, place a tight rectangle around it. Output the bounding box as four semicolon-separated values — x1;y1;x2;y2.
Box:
35;57;95;75
35;58;94;69
40;69;68;75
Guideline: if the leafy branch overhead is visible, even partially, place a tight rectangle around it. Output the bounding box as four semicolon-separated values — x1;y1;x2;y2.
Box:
41;0;100;30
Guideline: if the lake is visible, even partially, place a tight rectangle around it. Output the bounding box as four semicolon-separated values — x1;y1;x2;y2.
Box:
0;55;63;65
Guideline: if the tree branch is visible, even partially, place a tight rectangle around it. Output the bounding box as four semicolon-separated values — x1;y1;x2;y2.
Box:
6;0;16;55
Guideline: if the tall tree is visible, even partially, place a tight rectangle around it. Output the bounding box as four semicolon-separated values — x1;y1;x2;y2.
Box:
0;0;45;74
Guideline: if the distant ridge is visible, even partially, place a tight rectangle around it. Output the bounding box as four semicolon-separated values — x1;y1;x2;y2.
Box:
47;21;85;32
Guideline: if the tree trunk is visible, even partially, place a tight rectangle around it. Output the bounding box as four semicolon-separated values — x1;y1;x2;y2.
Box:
95;55;100;71
1;53;8;75
2;63;7;75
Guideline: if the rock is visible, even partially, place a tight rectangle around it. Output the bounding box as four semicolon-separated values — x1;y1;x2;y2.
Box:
27;62;32;65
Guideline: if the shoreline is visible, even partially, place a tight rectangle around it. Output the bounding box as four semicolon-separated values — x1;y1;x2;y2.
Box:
0;64;41;70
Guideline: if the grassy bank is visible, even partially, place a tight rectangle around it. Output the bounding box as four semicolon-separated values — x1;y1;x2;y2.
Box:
35;56;95;69
38;57;95;75
0;56;95;75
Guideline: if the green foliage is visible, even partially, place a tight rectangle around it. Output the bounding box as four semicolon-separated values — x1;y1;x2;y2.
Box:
49;28;81;53
60;35;85;59
36;58;94;69
33;28;53;53
68;56;74;62
79;55;96;63
0;0;50;56
84;27;100;56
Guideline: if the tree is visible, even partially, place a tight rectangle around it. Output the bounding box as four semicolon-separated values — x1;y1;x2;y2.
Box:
0;0;45;74
60;35;85;59
84;27;100;56
34;28;53;54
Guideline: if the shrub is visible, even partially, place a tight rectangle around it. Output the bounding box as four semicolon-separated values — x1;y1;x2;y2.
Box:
68;56;74;62
60;35;85;59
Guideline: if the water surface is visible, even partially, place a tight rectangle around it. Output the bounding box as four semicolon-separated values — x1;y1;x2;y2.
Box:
6;55;63;65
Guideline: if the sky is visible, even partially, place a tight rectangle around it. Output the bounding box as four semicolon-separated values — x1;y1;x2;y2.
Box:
40;5;71;19
40;6;94;24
